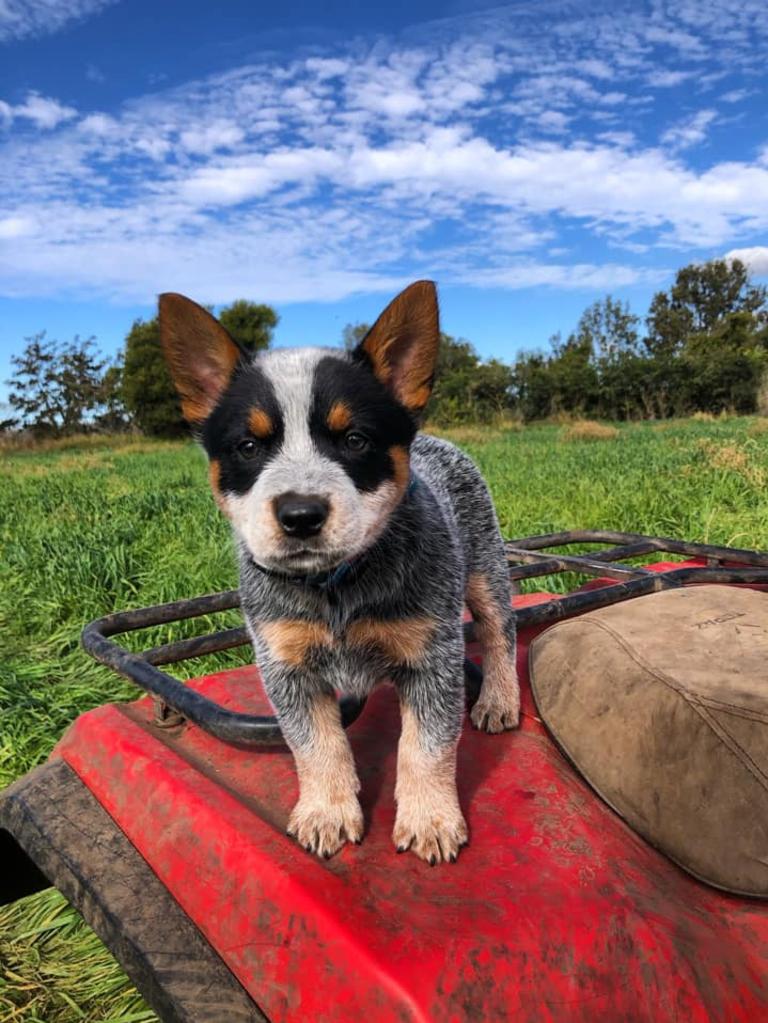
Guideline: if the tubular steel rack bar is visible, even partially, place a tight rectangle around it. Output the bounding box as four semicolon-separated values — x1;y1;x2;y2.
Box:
81;530;768;748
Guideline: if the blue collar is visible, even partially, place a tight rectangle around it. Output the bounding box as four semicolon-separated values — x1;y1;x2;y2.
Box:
250;474;419;592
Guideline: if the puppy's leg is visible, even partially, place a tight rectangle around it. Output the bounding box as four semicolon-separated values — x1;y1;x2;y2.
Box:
393;656;468;864
285;689;363;859
259;664;362;859
466;568;520;733
255;622;363;858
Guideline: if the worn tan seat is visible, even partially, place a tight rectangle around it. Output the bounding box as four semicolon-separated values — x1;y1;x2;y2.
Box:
529;584;768;896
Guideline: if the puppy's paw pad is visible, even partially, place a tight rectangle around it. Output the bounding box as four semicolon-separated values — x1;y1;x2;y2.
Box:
393;814;468;865
470;688;520;733
287;798;364;859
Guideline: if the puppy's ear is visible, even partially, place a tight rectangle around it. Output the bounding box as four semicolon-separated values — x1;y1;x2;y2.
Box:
355;280;439;415
158;293;243;424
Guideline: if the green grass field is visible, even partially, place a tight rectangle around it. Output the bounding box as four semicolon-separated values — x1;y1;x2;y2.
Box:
2;417;768;1022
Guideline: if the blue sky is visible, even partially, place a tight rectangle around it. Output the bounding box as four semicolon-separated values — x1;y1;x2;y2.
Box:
1;0;767;397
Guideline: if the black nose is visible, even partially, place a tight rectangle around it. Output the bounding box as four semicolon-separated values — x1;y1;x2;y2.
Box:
275;494;329;538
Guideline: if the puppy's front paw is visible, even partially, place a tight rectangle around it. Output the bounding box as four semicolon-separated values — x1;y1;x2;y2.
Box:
470;680;520;733
287;797;364;859
393;807;468;865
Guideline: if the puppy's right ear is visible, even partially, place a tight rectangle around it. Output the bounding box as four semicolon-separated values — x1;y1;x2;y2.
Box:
159;293;243;424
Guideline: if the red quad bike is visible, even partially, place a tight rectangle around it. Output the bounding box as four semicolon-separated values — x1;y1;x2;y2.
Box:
2;530;768;1023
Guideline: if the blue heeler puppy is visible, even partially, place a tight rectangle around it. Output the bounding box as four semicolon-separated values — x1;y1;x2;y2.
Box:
159;282;520;865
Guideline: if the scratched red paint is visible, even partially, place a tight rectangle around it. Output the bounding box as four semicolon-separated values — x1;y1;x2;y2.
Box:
54;560;768;1022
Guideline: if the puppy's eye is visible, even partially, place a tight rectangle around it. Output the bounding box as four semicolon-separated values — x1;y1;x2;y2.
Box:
344;430;369;453
236;438;259;460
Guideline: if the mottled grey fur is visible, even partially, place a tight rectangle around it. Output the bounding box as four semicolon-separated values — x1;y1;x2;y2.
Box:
240;430;516;754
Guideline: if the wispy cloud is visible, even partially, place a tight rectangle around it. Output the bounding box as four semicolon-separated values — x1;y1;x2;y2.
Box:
1;0;767;304
646;69;695;87
0;0;118;43
661;109;717;150
0;91;77;128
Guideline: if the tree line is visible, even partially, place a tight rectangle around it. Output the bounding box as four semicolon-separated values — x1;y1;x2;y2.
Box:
4;259;767;437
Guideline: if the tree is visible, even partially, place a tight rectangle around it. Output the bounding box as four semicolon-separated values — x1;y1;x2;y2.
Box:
342;323;370;350
671;259;765;332
546;330;599;415
5;333;107;436
96;358;130;432
645;291;692;359
646;259;766;357
121;317;183;436
428;335;513;425
6;334;58;435
56;338;108;434
121;300;279;436
219;300;278;351
512;350;552;421
575;297;639;363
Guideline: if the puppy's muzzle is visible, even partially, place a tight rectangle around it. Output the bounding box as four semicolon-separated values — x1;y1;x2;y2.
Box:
275;493;330;539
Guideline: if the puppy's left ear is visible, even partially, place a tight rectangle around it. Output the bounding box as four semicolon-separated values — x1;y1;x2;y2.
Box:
355;280;439;415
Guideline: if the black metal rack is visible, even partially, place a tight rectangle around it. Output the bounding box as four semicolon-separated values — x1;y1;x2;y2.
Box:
81;530;768;747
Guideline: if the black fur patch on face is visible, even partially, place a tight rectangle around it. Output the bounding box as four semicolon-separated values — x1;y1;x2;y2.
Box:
201;363;284;495
310;355;416;492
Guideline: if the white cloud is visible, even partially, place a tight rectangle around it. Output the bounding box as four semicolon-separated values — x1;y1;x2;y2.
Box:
720;88;751;103
575;59;615;80
647;69;694;87
1;0;768;305
304;58;349;80
597;130;636;147
0;91;77;129
0;0;117;42
464;262;668;290
661;109;717;150
179;121;245;155
725;247;768;276
0;215;35;238
77;112;118;136
536;110;570;134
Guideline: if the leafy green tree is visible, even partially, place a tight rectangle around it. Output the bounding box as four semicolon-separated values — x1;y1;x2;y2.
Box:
546;331;599;415
56;338;108;434
121;317;183;436
6;333;58;434
679;310;768;414
428;335;513;425
342;323;370;350
575;296;640;363
512;350;552;421
644;292;691;358
96;359;130;432
219;300;278;351
568;297;641;418
672;259;765;332
122;300;278;436
5;333;107;435
646;259;766;358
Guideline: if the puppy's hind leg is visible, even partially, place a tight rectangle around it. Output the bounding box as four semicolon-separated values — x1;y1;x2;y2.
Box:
466;567;520;733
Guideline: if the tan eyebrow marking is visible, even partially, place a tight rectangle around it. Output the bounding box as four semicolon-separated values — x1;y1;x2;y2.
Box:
327;401;353;432
248;408;273;438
